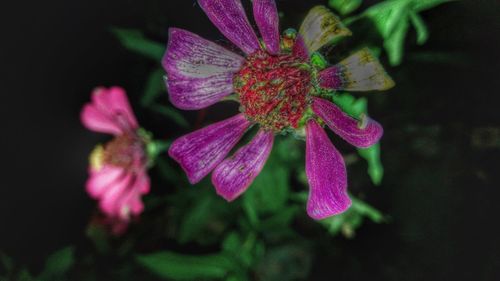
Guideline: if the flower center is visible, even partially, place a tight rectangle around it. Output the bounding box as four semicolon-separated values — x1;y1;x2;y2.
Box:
103;133;145;170
234;50;312;132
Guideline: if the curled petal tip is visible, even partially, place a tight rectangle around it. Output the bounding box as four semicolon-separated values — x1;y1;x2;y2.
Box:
312;97;383;148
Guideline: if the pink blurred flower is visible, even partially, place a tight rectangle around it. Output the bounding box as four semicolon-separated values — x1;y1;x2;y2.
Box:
164;1;394;219
81;87;150;222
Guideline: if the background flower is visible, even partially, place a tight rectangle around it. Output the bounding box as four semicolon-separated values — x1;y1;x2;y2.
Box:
81;87;150;222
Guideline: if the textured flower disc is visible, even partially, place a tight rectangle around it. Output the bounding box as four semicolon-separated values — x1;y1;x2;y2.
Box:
103;133;145;170
234;49;313;132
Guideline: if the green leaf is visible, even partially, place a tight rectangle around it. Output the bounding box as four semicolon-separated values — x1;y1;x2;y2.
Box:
412;0;456;12
364;0;411;38
259;206;298;233
156;157;182;183
222;232;257;269
351;197;385;223
328;0;363;16
364;0;411;66
38;246;75;281
178;196;214;243
136;251;234;280
324;92;384;185
111;28;164;60
410;11;429;45
385;1;411;38
243;195;260;227
141;68;165;107
310;52;328;70
319;196;385;238
0;252;13;274
222;232;242;254
384;14;410;66
330;93;367;118
255;244;312;281
150;104;189;128
243;149;290;215
358;143;384;185
146;139;171;165
17;269;36;281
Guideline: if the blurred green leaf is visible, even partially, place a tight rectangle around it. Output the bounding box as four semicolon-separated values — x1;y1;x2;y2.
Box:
255;244;312;281
17;270;35;281
351;197;385;223
38;246;75;281
222;232;242;254
136;251;234;280
319;196;385;238
150;104;189;128
413;0;456;12
330;93;367;118
225;275;249;281
259;206;298;239
141;68;165;107
324;92;383;185
365;0;410;38
364;0;410;65
156;157;182;183
178;196;214;243
243;151;290;215
329;0;363;15
384;14;409;65
146;139;171;165
222;232;257;269
0;252;13;274
358;143;384;185
86;223;111;254
410;12;429;45
242;195;260;227
111;28;164;60
364;0;454;65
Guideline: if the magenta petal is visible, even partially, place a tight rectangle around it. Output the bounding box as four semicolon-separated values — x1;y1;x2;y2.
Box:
163;28;245;110
91;87;138;131
81;104;124;135
212;129;274;201
169;114;251;184
198;0;260;54
312;97;383;148
253;0;280;54
99;172;134;218
306;120;351;220
118;172;150;218
86;165;125;199
318;66;344;89
292;35;309;60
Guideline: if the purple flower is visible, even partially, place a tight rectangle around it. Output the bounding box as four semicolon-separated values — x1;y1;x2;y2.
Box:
164;1;394;219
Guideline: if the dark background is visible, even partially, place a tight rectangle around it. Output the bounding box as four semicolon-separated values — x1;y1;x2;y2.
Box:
1;0;499;280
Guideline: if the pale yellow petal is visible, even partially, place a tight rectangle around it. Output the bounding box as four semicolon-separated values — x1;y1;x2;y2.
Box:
89;145;105;171
298;6;352;53
337;48;395;91
319;48;395;91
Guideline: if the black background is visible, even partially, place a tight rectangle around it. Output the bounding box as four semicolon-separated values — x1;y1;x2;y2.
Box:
1;0;499;280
